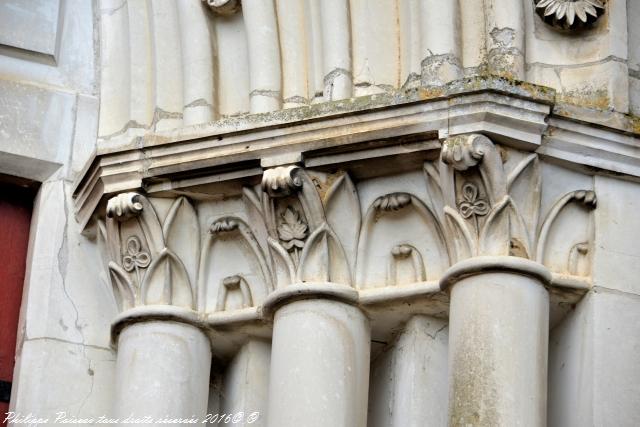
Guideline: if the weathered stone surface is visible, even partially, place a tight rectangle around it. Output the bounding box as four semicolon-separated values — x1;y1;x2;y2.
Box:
2;2;640;426
549;289;640;427
0;80;74;180
368;316;448;427
0;0;61;57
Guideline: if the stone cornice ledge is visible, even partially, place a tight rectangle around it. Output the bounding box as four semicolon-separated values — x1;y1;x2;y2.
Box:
73;76;640;230
74;79;553;229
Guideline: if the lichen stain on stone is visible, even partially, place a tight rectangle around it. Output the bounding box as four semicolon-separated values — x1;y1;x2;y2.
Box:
490;27;516;48
631;115;640;135
315;170;344;203
450;324;502;427
559;87;612;111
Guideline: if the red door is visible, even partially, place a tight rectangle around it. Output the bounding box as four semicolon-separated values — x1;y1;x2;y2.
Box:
0;181;34;423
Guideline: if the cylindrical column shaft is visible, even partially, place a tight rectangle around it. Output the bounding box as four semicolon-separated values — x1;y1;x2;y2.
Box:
448;269;549;426
114;320;212;426
267;298;370;427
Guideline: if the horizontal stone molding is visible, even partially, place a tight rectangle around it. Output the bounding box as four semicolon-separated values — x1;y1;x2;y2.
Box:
73;79;639;232
261;282;360;318
439;256;553;290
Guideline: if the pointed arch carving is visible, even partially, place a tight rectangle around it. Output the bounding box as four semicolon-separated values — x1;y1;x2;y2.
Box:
355;192;450;289
198;216;273;312
103;193;199;311
96;141;599;315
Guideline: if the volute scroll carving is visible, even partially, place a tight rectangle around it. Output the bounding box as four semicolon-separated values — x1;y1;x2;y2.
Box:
96;135;598;316
431;133;597;275
101;193;198;312
258;167;355;288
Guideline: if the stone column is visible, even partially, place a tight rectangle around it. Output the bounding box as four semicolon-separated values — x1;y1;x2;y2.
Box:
442;257;551;426
102;193;212;425
112;309;212;426
264;284;370;427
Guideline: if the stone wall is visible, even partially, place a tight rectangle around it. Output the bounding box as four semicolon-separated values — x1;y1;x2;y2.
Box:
0;0;116;420
2;1;640;426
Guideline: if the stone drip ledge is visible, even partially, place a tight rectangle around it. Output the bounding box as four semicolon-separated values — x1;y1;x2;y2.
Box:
100;76;557;153
73;78;640;230
109;272;590;357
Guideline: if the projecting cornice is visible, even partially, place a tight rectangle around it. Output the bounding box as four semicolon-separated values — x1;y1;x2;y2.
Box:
73;77;639;231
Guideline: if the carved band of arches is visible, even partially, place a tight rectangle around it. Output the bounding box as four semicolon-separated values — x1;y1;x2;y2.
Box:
98;134;597;314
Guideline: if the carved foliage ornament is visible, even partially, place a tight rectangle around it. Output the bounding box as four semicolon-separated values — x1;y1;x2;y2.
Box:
100;134;597;313
101;194;198;312
436;134;597;266
534;0;605;30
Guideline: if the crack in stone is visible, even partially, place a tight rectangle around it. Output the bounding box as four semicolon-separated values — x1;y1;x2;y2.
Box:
423;323;448;341
101;1;127;16
57;183;95;415
24;336;113;352
99;119;147;140
323;68;352;87
184;98;213;108
250;89;281;99
526;55;627;71
283;95;309;105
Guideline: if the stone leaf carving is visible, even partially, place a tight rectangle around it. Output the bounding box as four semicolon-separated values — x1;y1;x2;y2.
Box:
277;207;308;253
198;216;273;312
440;134;511;259
356;192;449;289
434;134;597;273
216;275;253;311
324;174;361;279
104;193;198;311
260;167;353;287
99;140;599;313
388;244;426;286
535;190;597;266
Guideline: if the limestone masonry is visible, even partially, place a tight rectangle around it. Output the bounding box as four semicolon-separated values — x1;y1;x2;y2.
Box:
2;0;640;426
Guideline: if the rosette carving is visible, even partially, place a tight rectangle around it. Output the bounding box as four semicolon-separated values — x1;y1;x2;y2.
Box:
534;0;605;30
202;0;241;15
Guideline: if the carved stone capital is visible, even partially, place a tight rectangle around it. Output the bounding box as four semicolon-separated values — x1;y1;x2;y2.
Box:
101;194;198;313
261;165;303;197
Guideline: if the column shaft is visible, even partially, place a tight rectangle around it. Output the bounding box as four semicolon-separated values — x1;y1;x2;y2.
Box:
267;299;370;427
448;271;549;426
114;320;212;426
